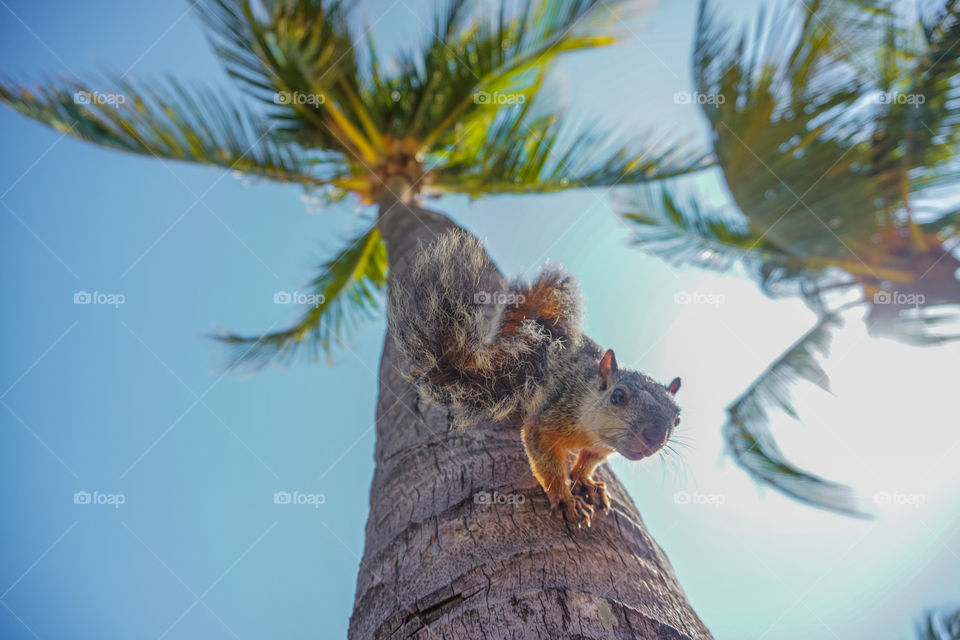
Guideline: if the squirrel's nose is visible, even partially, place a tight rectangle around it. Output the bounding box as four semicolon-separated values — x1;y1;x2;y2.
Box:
642;425;668;449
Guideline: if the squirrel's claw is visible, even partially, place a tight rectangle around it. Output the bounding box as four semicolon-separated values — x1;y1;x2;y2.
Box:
551;495;594;528
572;479;611;515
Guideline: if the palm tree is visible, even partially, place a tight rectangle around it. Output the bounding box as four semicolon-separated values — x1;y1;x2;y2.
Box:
622;0;960;517
1;0;714;636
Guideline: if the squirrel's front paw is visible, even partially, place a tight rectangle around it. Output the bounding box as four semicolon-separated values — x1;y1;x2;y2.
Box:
550;494;594;528
572;479;610;514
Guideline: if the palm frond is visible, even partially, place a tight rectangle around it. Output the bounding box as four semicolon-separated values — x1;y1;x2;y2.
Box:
723;312;872;518
921;207;960;234
693;0;960;261
693;0;889;263
194;0;673;191
914;606;960;640
871;0;960;189
430;107;710;195
622;185;796;273
414;0;640;149
674;0;960;302
0;76;336;185
196;0;379;159
866;302;960;345
218;225;388;368
620;185;875;302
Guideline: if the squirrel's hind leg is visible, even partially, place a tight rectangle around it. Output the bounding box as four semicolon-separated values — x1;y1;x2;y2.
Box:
520;419;594;527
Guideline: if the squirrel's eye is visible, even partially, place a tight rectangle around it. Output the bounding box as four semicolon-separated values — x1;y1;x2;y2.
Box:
610;388;626;406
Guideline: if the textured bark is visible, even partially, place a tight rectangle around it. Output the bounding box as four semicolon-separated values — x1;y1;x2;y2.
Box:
348;189;712;640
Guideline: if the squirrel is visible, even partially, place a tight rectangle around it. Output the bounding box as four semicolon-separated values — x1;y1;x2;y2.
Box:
389;229;682;527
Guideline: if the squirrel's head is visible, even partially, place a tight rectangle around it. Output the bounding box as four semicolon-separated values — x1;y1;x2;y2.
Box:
587;349;682;460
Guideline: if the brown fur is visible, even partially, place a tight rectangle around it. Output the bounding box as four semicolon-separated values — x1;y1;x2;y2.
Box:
389;229;682;527
501;272;579;342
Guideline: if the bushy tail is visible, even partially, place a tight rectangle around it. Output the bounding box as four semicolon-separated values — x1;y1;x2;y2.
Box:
389;229;582;425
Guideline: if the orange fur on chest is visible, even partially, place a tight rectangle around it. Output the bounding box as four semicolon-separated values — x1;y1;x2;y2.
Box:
542;426;604;459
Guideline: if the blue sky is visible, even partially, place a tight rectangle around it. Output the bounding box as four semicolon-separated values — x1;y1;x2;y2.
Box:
1;1;959;639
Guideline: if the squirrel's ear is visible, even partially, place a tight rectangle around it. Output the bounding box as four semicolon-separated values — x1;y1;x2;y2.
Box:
598;349;618;390
668;377;682;395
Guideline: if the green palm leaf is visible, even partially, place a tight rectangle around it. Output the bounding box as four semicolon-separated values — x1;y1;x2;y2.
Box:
622;185;796;273
921;207;960;234
196;0;378;159
193;0;695;193
0;76;334;185
620;185;873;304
431;108;710;195
217;225;388;368
411;0;639;149
692;0;886;263
871;0;960;190
914;606;960;640
195;0;639;162
866;303;960;346
691;0;960;261
723;312;872;518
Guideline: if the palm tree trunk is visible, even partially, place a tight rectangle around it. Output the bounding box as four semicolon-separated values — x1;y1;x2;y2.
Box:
349;181;712;639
